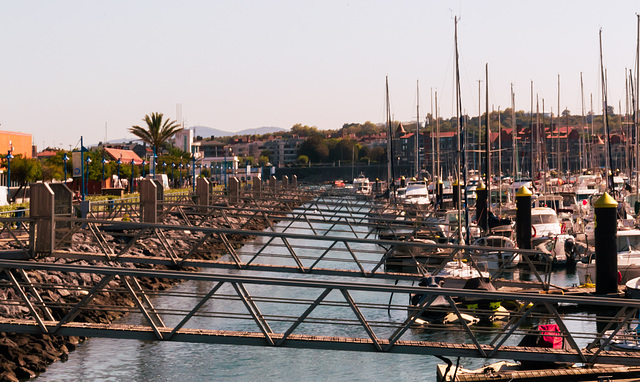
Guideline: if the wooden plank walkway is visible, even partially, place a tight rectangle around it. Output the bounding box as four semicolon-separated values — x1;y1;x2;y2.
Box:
437;363;640;381
2;318;640;366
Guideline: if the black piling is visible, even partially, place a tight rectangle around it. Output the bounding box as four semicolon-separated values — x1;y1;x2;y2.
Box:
452;181;460;210
594;192;618;295
475;180;487;232
515;185;532;250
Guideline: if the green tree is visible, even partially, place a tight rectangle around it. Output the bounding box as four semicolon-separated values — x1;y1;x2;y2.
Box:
368;146;386;163
9;155;41;201
129;112;183;167
328;138;356;162
298;135;329;163
291;123;318;137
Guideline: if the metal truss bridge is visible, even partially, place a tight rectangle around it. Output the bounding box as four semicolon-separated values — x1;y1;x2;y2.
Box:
0;183;638;367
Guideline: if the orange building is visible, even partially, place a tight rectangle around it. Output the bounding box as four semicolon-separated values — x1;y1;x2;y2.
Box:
0;130;32;158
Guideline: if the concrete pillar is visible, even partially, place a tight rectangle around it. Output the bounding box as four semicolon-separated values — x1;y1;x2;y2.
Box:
291;175;297;189
269;176;277;195
48;183;73;231
196;177;210;207
228;177;240;205
594;192;618;294
253;175;262;199
30;183;55;256
139;179;158;223
515;185;532;250
475;180;488;232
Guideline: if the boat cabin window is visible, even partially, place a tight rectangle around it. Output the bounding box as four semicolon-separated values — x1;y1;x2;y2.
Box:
576;193;592;202
617;235;640;252
561;194;575;207
537;199;560;210
531;213;558;224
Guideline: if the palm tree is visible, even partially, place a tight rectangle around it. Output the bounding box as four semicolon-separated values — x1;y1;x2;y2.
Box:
129;112;183;175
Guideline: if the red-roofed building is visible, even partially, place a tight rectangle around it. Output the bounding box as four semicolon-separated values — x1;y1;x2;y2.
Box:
37;150;59;160
104;148;143;165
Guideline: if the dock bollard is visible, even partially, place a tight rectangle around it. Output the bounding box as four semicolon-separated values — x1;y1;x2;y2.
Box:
452;180;460;210
594;192;618;295
515;185;532;250
436;178;443;209
475;180;487;232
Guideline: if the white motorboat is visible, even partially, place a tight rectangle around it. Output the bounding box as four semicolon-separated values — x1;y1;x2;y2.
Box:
402;179;430;205
471;235;519;269
576;228;640;284
531;207;562;238
352;173;371;195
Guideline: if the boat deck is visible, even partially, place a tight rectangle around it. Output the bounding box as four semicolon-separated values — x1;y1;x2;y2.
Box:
437;363;640;381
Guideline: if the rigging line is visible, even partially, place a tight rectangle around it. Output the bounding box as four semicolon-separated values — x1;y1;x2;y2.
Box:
458;54;478;109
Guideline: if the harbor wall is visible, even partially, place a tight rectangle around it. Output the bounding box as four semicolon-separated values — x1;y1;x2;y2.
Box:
274;164;419;183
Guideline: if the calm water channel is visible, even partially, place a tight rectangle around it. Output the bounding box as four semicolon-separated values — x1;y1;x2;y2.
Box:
37;201;582;382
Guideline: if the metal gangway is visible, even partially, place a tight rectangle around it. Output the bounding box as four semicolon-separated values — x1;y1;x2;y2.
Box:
0;180;638;367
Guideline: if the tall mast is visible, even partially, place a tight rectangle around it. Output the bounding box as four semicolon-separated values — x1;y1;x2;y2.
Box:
415;80;420;178
431;88;435;181
591;93;595;169
626;72;630;174
581;72;586;171
498;106;502;206
600;29;614;191
436;90;440;179
385;76;394;193
536;94;540;179
511;83;518;178
485;63;490;222
454;16;463;242
636;14;639;199
530;81;534;178
557;74;561;174
454;16;467;244
477;79;482;172
566;100;570;175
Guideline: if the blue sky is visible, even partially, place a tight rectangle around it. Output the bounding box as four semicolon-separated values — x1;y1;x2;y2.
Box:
0;1;639;150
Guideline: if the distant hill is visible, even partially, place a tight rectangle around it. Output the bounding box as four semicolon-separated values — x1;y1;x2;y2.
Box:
96;126;286;147
191;126;286;139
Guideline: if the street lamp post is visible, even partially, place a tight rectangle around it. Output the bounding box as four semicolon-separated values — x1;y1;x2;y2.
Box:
142;160;147;178
130;159;135;193
152;153;157;176
191;155;196;192
162;161;166;174
63;153;69;183
116;158;122;186
101;157;107;184
6;151;13;203
187;163;191;190
85;157;92;196
171;163;175;188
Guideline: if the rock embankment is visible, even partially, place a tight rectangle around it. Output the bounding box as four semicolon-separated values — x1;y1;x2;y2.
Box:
0;202;287;381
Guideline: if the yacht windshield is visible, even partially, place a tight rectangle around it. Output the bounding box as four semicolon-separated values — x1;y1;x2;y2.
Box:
531;214;558;224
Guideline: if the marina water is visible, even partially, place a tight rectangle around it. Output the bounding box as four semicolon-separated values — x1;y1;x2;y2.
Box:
36;200;582;381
